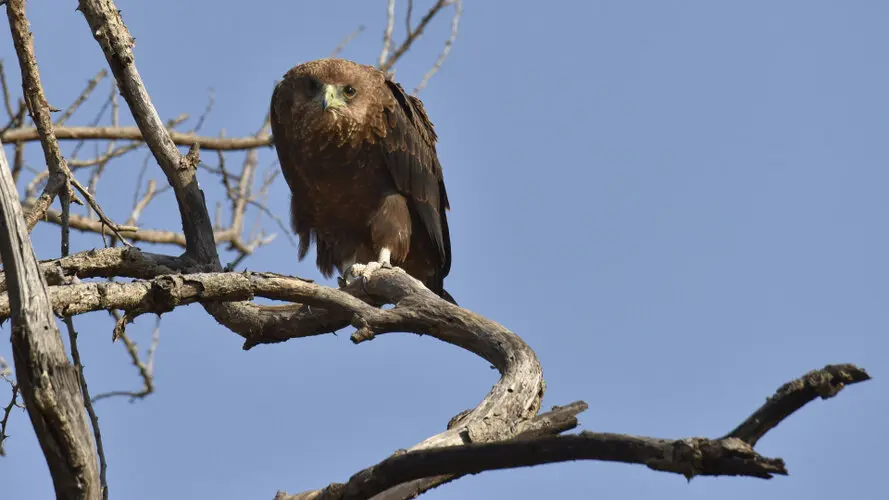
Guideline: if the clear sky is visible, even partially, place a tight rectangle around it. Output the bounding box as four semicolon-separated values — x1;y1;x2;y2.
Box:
1;1;886;499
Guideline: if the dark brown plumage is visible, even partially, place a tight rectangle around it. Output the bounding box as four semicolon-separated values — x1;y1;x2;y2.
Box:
269;58;455;303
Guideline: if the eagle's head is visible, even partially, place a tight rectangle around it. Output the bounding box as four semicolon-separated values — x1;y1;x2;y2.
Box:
275;58;388;144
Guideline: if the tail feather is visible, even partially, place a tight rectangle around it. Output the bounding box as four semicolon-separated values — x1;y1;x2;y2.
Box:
425;272;457;305
439;288;458;305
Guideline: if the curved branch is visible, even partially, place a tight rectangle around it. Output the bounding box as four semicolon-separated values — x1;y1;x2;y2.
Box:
0;249;548;500
724;363;870;446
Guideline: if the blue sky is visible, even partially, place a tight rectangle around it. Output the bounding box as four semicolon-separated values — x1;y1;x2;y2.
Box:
1;1;886;499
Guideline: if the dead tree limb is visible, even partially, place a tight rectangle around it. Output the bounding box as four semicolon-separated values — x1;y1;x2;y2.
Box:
0;1;866;499
281;364;869;500
1;125;272;151
5;0;73;232
0;136;100;499
77;0;221;265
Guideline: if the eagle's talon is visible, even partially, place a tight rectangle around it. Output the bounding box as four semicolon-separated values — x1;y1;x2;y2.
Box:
341;260;403;286
358;261;383;282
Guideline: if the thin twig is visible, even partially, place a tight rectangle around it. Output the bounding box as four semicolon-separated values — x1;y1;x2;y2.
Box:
191;89;214;134
405;0;414;34
9;102;25;183
69;80;117;161
329;25;365;58
68;141;141;168
414;0;461;94
1;98;24;135
0;380;19;457
92;314;158;403
2;125;271;151
378;0;397;68
60;179;108;499
0;60;13;119
380;0;451;72
54;69;107;126
128;180;159;225
68;174;134;247
64;318;108;500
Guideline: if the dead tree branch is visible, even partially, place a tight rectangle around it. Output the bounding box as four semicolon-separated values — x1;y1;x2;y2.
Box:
378;0;396;67
79;0;223;266
1;125;272;151
413;0;462;94
92;315;159;403
0;1;868;499
0;372;20;457
380;0;453;72
6;0;74;232
282;365;869;500
55;69;107;126
0;134;100;498
330;25;365;58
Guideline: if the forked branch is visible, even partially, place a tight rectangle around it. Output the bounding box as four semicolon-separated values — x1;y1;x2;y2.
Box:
281;365;869;500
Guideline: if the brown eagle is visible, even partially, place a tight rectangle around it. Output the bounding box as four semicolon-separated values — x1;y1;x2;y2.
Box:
269;58;455;303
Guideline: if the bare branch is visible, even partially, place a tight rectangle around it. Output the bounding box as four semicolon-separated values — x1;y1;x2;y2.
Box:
0;130;100;498
191;89;214;134
68;141;141;168
128;179;159;225
55;69;107;126
0;379;20;457
292;436;785;500
413;0;461;94
3;125;271;151
0;60;15;119
329;25;365;59
380;0;451;72
19;201;256;248
63;318;108;500
78;0;224;265
59;186;109;499
724;364;870;446
378;0;396;67
92;315;158;403
283;364;868;500
69;174;134;246
0;247;190;295
6;0;74;232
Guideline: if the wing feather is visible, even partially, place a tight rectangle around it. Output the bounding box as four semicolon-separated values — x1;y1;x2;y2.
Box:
379;80;451;277
270;79;315;261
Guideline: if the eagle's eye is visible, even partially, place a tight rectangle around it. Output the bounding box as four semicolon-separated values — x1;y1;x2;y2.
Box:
307;78;319;93
343;85;357;99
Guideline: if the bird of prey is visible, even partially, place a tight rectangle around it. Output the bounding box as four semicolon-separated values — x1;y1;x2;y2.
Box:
269;58;455;303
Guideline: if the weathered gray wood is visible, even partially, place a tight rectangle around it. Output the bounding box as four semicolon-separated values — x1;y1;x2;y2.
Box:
77;0;219;265
723;364;870;446
284;364;868;500
5;0;72;232
0;138;100;498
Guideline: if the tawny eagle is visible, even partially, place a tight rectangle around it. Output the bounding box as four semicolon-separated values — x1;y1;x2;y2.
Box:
269;58;455;303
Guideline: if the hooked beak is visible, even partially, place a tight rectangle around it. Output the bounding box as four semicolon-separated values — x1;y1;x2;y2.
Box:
320;84;341;112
